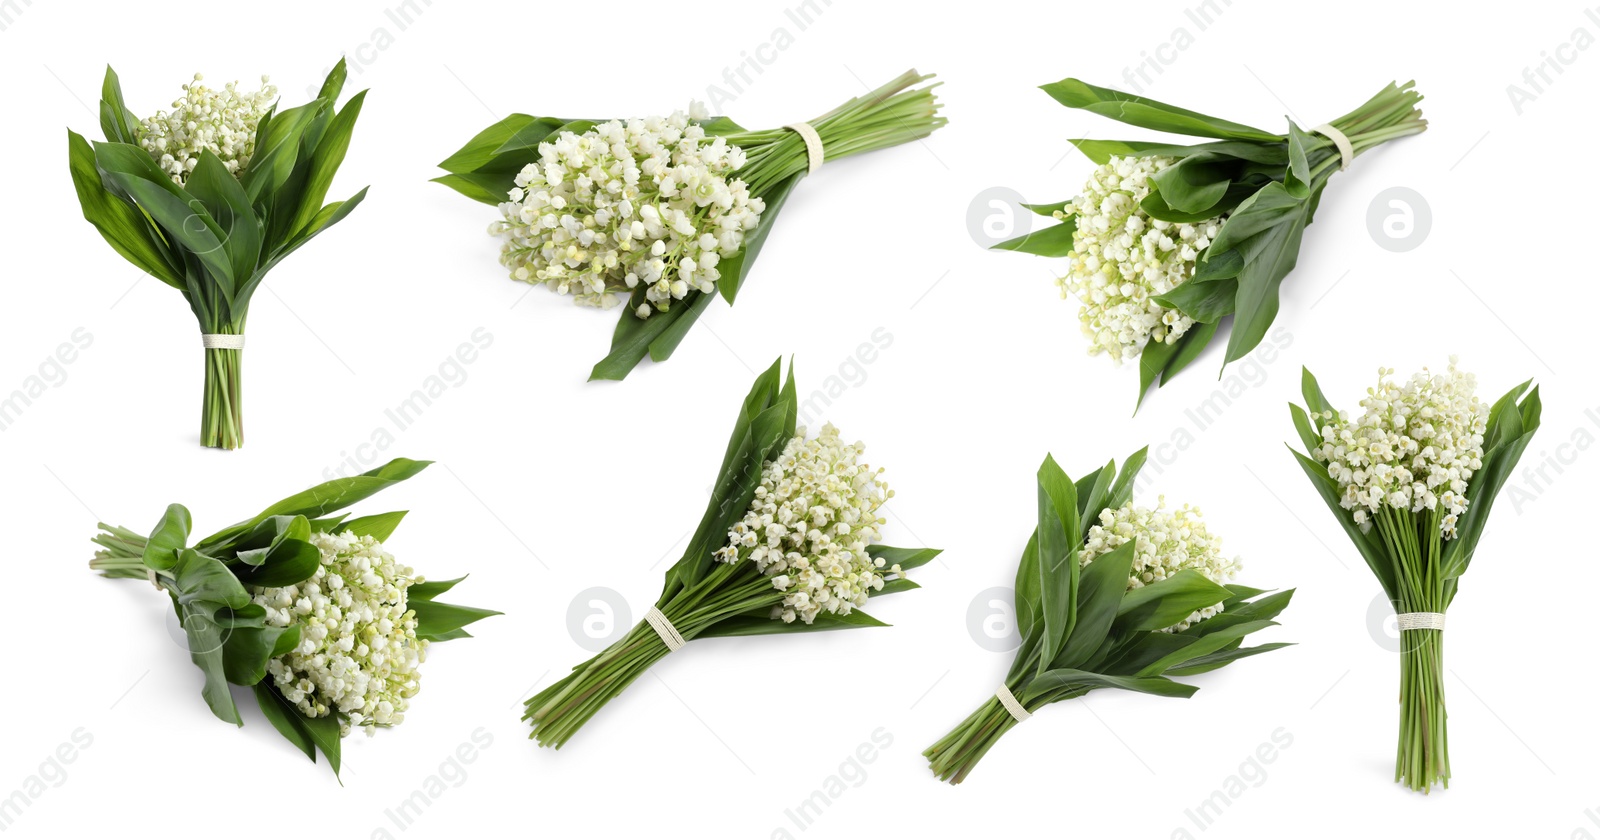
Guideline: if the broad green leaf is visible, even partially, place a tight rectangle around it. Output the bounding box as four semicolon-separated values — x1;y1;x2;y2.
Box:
1051;542;1134;669
142;503;192;571
340;510;407;542
93;142;237;300
184;151;263;286
868;545;942;572
1137;619;1277;676
437;113;539;174
411;599;502;642
1209;182;1313;364
718;171;802;304
299;707;343;778
67;130;182;287
1023;667;1199;702
234;539;321;588
1286;447;1395;600
1149;154;1233;215
697;606;891;638
1113;569;1231;633
1167;642;1294;676
197;458;430;550
98;66;139;145
1040;79;1280;142
1035;455;1080;671
254;682;316;761
222;624;300;685
992;216;1076;256
287;89;366;237
409;575;466;602
172;549;251;610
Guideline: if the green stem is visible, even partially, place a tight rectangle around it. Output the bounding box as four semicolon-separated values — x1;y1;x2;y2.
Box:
200;328;244;450
523;568;786;749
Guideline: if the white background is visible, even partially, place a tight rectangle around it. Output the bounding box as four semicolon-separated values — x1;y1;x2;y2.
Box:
1;0;1593;837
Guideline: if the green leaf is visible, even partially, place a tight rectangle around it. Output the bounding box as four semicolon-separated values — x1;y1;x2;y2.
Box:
240;100;324;202
222;624;300;685
1023;668;1199;703
340;510;407;542
1160;319;1220;384
1012;531;1042;642
867;545;942;572
234;539;321;588
142;503;192;571
93;142;238;301
438;113;539;174
1040;79;1280;142
1167;642;1294;676
316;59;349;103
1105;446;1148;510
1286;447;1395;601
67;130;182;287
253;682;316;762
411;599;501;642
287;89;367;238
1149;154;1233;215
1051;542;1134;669
992;215;1076;257
197;458;430;550
172;549;251;611
1137;619;1277;676
1209;182;1314;364
98;66;139;145
1035;455;1080;671
698;606;891;638
717;171;803;304
299;709;343;779
408;575;466;602
1066;138;1172;165
1113;569;1231;633
429;172;513;205
1284;120;1313;197
184;151;263;286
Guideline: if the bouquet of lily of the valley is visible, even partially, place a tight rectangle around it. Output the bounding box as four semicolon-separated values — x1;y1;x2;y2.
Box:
925;450;1293;784
68;60;369;448
89;459;496;776
1288;359;1540;792
996;79;1426;408
525;360;939;747
436;71;945;381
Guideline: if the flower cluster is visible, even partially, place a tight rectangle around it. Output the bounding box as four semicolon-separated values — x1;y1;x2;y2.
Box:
1056;156;1223;363
1310;358;1488;538
489;108;764;315
136;73;277;185
251;530;427;735
1080;498;1241;631
714;424;895;624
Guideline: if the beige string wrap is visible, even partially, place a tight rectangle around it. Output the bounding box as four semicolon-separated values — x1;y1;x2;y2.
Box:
644;606;686;652
1313;123;1353;171
1396;612;1446;631
996;684;1031;723
202;334;245;350
784;122;825;174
